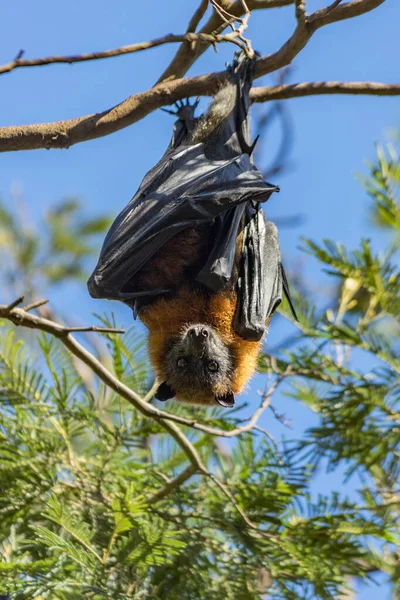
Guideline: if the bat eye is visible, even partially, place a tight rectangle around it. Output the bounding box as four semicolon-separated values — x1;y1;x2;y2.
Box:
207;360;219;372
177;358;188;368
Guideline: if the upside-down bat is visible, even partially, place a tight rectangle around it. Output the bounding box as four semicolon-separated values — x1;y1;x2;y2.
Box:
87;52;296;408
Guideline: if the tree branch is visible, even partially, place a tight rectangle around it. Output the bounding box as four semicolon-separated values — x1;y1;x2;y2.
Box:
146;465;197;505
178;373;288;438
255;0;385;76
0;297;292;442
158;0;382;82
1;76;397;154
251;80;400;101
0;70;225;152
295;0;307;25
2;296;125;334
0;32;247;77
157;0;294;83
22;298;50;312
186;0;210;34
0;0;391;153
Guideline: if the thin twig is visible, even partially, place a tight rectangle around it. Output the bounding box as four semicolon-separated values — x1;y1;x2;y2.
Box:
253;426;283;463
154;471;172;484
208;473;275;539
295;0;307;24
0;32;247;77
269;402;292;429
186;0;210;33
142;380;159;403
327;0;343;10
186;0;210;51
6;296;25;311
197;374;288;437
63;325;125;334
22;298;49;312
210;0;254;55
239;0;251;30
237;0;254;56
210;0;237;31
309;0;343;22
147;465;197;505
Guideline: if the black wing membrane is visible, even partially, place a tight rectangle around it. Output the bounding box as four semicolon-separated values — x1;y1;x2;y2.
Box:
87;147;276;301
234;209;282;341
88;52;297;338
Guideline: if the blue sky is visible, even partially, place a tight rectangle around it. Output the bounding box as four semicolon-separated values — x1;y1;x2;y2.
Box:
1;1;399;597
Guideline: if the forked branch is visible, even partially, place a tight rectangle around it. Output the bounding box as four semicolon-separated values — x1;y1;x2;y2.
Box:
0;0;392;153
158;0;294;83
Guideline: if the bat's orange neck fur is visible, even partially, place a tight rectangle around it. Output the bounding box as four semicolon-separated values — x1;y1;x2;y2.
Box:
140;285;263;395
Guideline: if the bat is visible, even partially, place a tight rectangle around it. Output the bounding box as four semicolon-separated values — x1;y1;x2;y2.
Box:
87;52;296;408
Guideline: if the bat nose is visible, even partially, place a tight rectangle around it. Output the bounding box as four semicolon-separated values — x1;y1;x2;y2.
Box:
188;326;209;340
186;326;210;351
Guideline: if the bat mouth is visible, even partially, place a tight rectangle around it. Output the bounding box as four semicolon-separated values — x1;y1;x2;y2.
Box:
215;392;235;408
171;387;235;407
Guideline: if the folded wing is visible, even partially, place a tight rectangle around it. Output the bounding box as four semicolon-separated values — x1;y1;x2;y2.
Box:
87;51;296;339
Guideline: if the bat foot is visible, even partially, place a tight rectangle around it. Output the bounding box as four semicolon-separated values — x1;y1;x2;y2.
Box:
174;98;200;110
161;97;200;119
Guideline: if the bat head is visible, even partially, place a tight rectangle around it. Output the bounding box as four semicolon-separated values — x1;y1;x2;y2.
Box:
157;324;236;407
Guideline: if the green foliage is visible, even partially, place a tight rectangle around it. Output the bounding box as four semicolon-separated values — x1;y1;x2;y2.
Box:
359;143;400;234
0;142;399;599
0;196;111;299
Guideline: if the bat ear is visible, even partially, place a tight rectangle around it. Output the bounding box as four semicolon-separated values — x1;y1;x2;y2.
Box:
215;391;235;408
155;382;176;402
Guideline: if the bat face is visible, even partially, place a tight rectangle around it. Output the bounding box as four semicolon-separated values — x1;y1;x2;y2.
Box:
161;324;235;406
141;287;264;408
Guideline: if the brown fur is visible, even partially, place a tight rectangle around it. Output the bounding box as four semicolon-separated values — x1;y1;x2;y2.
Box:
135;226;210;291
190;81;236;147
